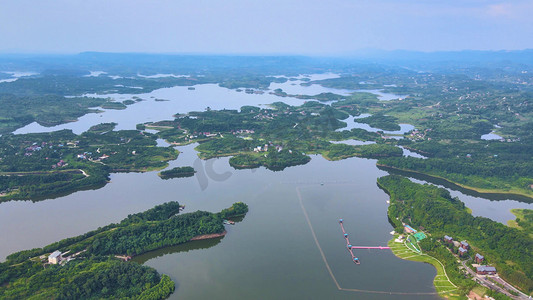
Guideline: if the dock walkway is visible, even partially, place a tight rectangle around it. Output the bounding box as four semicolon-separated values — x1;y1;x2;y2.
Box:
339;219;390;263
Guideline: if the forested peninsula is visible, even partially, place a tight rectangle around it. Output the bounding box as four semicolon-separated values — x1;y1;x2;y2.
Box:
379;175;533;296
0;201;248;299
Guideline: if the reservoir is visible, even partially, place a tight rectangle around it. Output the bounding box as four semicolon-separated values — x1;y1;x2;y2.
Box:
1;74;531;299
0;144;439;299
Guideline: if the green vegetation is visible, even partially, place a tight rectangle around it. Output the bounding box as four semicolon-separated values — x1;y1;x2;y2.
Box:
0;127;178;201
270;89;347;102
356;113;401;131
149;102;400;171
158;166;196;179
0;257;174;299
311;68;533;199
388;236;461;299
508;209;533;237
377;138;533;198
229;148;311;171
378;175;533;295
218;202;249;219
0;94;107;134
2;53;532;298
0;201;248;299
87;122;117;133
100;101;127;110
323;143;402;160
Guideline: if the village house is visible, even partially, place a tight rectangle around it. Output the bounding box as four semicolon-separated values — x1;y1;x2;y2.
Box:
444;235;453;244
475;253;484;263
476;265;497;275
458;247;468;257
460;240;469;249
48;250;62;264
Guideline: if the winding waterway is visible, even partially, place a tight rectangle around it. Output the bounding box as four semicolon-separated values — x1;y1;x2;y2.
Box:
2;74;531;299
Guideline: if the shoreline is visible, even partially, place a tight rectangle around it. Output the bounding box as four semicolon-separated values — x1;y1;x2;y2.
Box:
377;163;533;201
190;231;227;241
387;235;460;298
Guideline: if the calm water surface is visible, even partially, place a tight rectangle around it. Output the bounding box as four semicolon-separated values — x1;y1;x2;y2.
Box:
0;144;440;299
355;89;408;101
1;74;529;299
338;114;415;135
481;132;503;140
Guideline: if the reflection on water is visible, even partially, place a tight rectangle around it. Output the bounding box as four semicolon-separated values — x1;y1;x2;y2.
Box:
381;166;533;223
132;237;224;265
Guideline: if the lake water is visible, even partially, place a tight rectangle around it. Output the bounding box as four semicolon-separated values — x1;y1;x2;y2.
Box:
0;143;439;299
481;132;503;140
13;73;406;135
0;71;39;83
355;89;408;101
382;168;533;223
13;74;350;135
338;114;415;136
2;74;531;299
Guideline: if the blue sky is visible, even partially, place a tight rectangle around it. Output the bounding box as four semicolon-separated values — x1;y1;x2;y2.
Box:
1;0;531;54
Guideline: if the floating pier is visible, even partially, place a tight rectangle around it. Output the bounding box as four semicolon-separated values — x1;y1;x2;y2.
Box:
339;219;390;264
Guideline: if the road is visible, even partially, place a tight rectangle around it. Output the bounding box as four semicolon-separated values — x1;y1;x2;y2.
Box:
460;260;530;299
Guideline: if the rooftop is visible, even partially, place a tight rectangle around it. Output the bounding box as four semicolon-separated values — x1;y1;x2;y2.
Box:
49;250;61;258
476;265;496;272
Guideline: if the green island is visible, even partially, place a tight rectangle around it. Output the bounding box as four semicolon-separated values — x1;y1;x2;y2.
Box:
355;113;401;131
379;175;533;298
0;201;248;299
158;166;196;179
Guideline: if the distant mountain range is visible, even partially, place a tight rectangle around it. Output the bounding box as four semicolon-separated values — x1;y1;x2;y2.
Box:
0;49;531;75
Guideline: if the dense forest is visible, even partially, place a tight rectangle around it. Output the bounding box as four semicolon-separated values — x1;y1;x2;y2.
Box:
378;175;533;294
158;166;196;179
355;113;401;131
0;201;248;299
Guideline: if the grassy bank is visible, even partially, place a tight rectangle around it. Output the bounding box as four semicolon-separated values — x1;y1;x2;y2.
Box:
388;235;460;299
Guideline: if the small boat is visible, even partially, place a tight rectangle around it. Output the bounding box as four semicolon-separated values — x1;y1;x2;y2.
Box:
353;257;360;265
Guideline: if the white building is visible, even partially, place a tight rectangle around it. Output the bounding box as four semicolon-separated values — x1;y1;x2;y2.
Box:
48;250;62;264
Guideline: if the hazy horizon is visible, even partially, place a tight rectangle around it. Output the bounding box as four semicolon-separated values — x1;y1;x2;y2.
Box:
1;0;532;54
